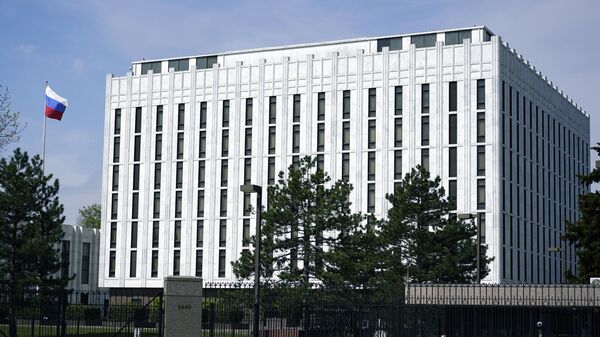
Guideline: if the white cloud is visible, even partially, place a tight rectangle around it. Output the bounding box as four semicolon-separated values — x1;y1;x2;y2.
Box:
17;44;36;54
71;58;85;73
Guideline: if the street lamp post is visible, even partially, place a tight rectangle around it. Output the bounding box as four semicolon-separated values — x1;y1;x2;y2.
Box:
240;184;263;337
458;213;480;284
548;247;566;283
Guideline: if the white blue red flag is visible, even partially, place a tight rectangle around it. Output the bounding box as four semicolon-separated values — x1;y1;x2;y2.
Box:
45;86;68;121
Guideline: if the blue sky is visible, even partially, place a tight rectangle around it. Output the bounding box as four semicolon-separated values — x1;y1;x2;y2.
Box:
1;0;598;224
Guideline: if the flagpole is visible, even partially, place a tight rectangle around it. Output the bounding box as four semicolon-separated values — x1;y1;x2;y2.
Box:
42;81;48;174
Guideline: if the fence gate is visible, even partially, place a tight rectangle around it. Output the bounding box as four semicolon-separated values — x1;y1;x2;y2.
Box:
109;292;164;337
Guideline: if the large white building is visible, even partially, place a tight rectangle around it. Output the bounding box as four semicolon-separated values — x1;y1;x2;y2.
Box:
99;26;590;288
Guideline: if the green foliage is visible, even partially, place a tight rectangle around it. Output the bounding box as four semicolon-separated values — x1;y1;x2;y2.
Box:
76;203;101;229
563;143;600;282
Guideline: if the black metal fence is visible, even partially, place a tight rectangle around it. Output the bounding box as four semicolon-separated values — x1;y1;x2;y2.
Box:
0;289;163;337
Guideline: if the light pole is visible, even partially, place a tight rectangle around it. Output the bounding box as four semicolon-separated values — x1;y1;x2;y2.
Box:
240;184;262;337
458;213;480;284
548;247;566;283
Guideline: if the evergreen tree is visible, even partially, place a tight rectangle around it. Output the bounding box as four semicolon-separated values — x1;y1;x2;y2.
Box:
563;143;600;282
231;156;365;289
0;149;65;337
382;166;491;292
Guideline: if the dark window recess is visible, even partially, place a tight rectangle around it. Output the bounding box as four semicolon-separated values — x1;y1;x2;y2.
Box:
195;250;203;277
221;130;229;157
218;250;226;278
220;190;227;217
196;190;204;218
421;84;430;114
411;34;436;48
173;250;180;276
292;125;300;153
316;154;324;172
199;131;206;158
196;56;218;69
421;149;430;171
152;221;160;248
134;107;142;133
109;251;116;277
221;160;228;187
269;96;276;124
177;133;184;159
168;58;189;72
477;79;485;110
317;92;325;121
449;147;457;177
222;100;230;127
219;220;227;247
477;179;486;209
114;109;121;135
421;116;429;146
81;243;90;284
130;221;138;248
113;137;120;163
368;120;376;149
155;134;162;160
156;105;163;132
141;61;161;75
268;126;276;154
394;150;402;180
174;221;181;248
242;219;250;247
178;104;185;130
367;183;375;213
244;158;251;184
341;153;350;181
317;123;325;152
449;81;457;112
477;112;485;143
111;193;118;220
199;102;207;129
368;152;376;181
246;98;253;126
151;251;158;277
477;146;486;176
377;37;402;52
342;121;350;150
449;114;457;144
368;88;376;117
243;193;251;216
131;192;139;219
110;223;117;248
394;86;403;115
196;220;204;247
342;90;350;119
132;164;140;190
198;160;205;188
448;180;457;210
245;128;252;156
133;135;141;162
112;166;119;191
293;94;301;123
176;162;183;189
394;117;403;147
445;30;472;46
175;191;182;218
268;157;275;185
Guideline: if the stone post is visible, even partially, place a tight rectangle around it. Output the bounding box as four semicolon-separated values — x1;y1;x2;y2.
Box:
164;276;203;337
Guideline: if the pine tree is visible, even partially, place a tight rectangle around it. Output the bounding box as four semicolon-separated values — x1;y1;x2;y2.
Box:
0;149;66;337
563;143;600;282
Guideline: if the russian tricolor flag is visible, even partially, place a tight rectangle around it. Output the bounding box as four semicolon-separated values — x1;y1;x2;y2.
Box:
45;85;68;121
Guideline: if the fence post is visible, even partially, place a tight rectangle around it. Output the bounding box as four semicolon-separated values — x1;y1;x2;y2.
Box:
60;289;67;337
209;302;215;337
158;292;164;337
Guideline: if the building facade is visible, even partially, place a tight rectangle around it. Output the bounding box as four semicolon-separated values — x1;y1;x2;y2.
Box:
99;26;590;288
60;224;101;291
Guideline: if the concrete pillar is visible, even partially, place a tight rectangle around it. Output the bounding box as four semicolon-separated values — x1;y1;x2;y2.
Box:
164;276;203;337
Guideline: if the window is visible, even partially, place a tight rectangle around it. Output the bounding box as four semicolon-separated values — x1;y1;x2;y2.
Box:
317;92;325;121
175;191;182;218
129;251;137;278
113;137;120;163
342;153;350;181
155;134;162;160
173;250;180;276
196;190;204;217
342;122;350;150
156;105;163;132
445;30;471;46
221;130;229;157
218;250;226;278
196;220;204;247
220;189;227;216
394;86;403;115
449;81;457;112
177;104;185;130
367;183;375;213
114;109;121;134
244;158;251;185
198;160;205;188
394;150;402;180
168;58;189;72
269;96;276;124
268;157;275;185
449;147;457;177
245;128;252;156
174;221;181;248
152;221;160;248
411;34;436;48
477;146;485;176
221;160;228;187
421;149;429;171
243;193;251;216
421;84;430;114
199;102;207;129
368;88;376;117
133;136;141;161
377;37;402;51
246;98;253;126
196;56;217;69
81;243;90;284
477;112;485;143
293;94;301;123
195;250;203;277
449;114;457;144
153;192;160;218
222;100;230;127
477;179;486;209
151;251;158;277
111;194;118;220
292;125;300;153
61;240;70;279
342;90;350;119
177;133;184;159
477;79;485;110
368;152;375;181
110;223;117;248
141;61;161;75
243;219;250;247
133;107;142;134
394;118;402;147
448;180;457;210
479;213;486;241
368;120;376;149
131;193;139;219
317;154;324;172
199;131;206;158
176;162;183;189
317;123;325;152
269;126;276;154
109;251;116;277
219;220;227;247
112;166;119;191
421;116;429;146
